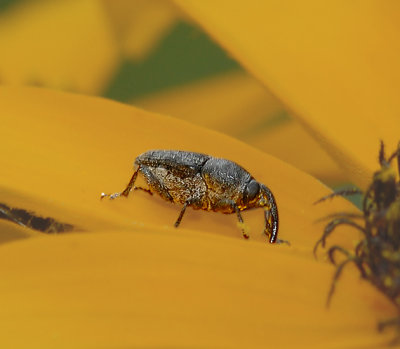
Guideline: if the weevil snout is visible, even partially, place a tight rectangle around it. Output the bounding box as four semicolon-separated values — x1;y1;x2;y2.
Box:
264;208;277;242
242;181;280;243
259;184;280;244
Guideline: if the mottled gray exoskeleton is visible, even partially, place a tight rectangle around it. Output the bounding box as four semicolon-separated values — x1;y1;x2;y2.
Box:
101;150;284;243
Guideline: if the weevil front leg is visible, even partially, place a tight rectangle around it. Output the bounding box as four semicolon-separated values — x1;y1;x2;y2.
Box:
212;198;249;239
101;167;152;200
233;205;250;239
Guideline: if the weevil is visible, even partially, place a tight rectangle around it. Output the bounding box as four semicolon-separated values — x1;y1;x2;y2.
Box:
101;150;285;244
314;141;400;343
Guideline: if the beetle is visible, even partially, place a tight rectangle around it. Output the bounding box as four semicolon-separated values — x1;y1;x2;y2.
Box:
101;150;285;244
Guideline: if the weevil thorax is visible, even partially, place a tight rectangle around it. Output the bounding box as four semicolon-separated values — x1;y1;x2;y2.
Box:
201;158;251;211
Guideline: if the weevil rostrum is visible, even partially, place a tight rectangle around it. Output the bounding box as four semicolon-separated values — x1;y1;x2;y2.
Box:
101;150;286;244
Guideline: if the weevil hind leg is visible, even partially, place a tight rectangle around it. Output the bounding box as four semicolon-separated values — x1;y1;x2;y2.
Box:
133;187;153;196
174;198;201;228
174;201;189;228
101;167;140;200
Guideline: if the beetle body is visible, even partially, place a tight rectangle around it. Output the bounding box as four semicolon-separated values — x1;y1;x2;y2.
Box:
101;150;282;243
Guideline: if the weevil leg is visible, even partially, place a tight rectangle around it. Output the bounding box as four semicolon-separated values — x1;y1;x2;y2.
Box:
175;195;250;240
174;198;199;228
133;186;153;196
101;167;140;200
120;169;140;197
212;199;249;239
233;205;250;239
174;201;189;228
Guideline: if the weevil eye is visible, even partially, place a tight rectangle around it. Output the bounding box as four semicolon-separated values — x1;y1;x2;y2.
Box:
244;180;260;203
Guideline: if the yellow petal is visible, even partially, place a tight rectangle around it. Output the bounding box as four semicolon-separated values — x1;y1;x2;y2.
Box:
173;1;400;189
0;231;395;348
0;0;118;94
134;71;284;138
0;86;357;248
102;0;179;60
0;87;394;347
0;219;40;243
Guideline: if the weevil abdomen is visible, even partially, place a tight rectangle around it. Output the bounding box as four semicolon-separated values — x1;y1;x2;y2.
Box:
136;150;210;178
135;150;210;207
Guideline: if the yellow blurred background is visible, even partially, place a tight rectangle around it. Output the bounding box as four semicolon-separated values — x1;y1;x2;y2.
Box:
1;2;400;347
0;0;346;188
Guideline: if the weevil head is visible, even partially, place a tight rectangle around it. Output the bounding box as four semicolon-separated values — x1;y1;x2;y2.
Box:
242;180;279;243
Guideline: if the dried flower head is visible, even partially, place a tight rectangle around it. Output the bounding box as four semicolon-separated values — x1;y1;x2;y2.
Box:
314;141;400;340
